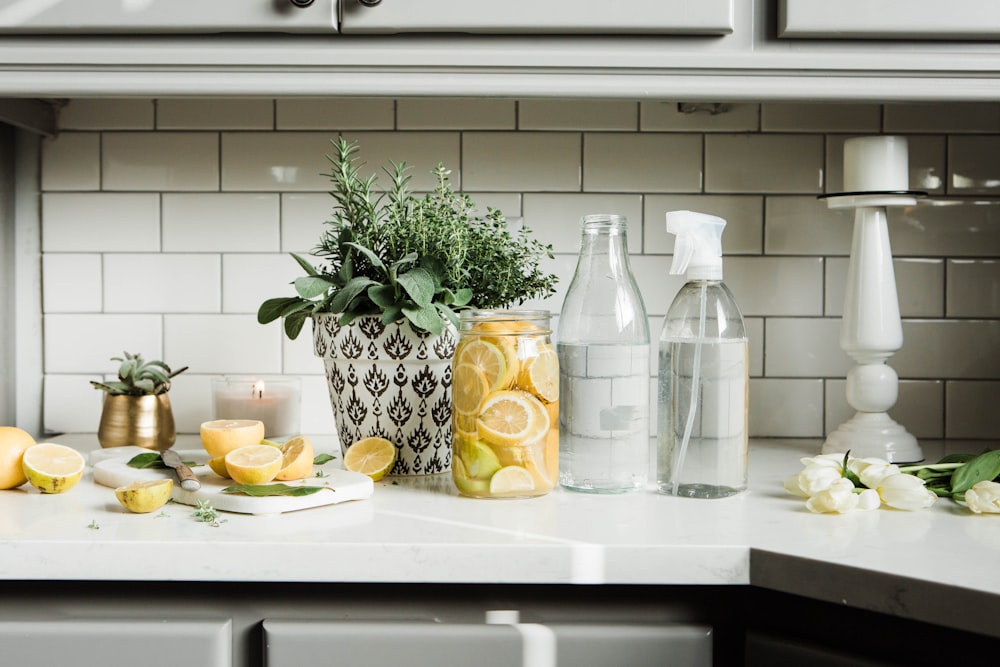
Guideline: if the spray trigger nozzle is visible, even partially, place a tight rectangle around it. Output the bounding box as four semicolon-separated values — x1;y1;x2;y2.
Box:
665;210;726;280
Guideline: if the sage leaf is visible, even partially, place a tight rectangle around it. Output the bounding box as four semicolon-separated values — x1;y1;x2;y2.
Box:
951;449;1000;495
127;452;165;469
313;453;336;465
328;276;378;313
397;267;435;307
295;275;335;299
258;297;300;324
221;483;330;497
402;303;444;335
290;252;320;276
284;310;309;340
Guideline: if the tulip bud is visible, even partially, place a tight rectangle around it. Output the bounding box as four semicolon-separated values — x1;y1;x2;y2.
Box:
965;480;1000;514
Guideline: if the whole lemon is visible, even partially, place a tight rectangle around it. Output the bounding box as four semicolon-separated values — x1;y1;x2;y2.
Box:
0;426;36;490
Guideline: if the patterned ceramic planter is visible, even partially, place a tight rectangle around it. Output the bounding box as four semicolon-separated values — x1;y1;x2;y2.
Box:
313;313;457;476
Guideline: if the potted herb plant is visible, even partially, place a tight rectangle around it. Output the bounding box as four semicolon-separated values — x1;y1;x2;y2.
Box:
91;351;188;451
258;138;557;475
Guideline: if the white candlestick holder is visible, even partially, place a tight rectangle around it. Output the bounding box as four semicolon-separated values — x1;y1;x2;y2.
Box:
820;136;925;463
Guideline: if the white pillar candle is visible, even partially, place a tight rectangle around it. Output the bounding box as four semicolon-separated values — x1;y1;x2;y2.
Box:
212;376;302;439
842;135;910;193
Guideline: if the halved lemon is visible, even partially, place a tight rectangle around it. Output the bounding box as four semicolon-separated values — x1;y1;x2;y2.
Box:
343;436;396;481
488;465;536;496
477;390;546;447
115;478;173;513
455;338;517;391
224;444;284;485
452;362;491;415
275;435;315;481
22;443;85;494
517;345;559;403
200;419;266;459
207;456;230;479
0;426;35;490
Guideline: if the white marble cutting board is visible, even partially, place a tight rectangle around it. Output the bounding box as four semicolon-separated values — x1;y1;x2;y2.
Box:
90;446;374;515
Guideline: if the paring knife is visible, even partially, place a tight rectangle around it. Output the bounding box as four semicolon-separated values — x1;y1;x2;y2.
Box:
160;449;201;491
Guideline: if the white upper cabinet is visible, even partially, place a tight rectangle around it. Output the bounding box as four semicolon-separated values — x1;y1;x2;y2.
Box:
340;0;734;35
0;0;338;33
779;0;1000;40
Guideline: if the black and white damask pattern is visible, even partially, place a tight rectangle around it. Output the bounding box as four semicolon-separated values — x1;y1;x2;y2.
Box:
314;314;457;476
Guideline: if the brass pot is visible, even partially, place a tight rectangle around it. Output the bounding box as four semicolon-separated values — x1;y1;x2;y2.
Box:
97;393;176;450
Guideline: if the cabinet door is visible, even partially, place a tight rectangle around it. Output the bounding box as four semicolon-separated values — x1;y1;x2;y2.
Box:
265;620;712;666
0;0;337;34
341;0;733;35
779;0;1000;40
0;619;231;667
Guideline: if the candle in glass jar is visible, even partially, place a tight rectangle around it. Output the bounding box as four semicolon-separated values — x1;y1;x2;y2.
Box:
211;376;302;438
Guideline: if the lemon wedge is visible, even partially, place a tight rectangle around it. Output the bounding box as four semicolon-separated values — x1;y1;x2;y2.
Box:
115;478;173;513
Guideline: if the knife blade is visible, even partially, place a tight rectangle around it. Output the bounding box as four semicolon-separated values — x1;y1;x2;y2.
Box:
160;449;201;491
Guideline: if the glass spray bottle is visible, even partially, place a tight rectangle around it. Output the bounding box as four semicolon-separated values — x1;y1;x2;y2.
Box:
657;211;748;498
558;214;650;493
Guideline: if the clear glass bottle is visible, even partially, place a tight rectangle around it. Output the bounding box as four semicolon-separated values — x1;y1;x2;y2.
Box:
452;310;558;499
558;214;650;493
657;211;748;498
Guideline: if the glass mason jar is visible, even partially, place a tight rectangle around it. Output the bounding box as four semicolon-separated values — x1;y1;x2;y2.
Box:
451;310;558;499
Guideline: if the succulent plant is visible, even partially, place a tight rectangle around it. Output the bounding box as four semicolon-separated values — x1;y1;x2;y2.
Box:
90;352;188;396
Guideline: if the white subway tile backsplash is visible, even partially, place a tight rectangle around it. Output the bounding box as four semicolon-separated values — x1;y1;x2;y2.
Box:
765;318;847;377
43;375;103;434
398;98;515;130
727;257;824;317
764;196;852;256
276;97;395;130
520;99;637;131
947;260;1000;317
464;132;580;191
42;193;161;252
705;135;823;194
895;320;1000;379
644;195;763;255
104;254;221;313
949;135;1000;195
522;193;643;253
32;98;1000;439
826;257;945;318
884;103;1000;134
825;379;945;440
946;381;1000;438
762;103;881;133
103;132;220;191
164;314;281;375
42;254;102;313
640;102;759;132
222;253;302;314
44;314;163;374
162;193;280;252
59;98;155;130
748;378;824;437
157;98;274;130
41;133;100;190
584;133;701;193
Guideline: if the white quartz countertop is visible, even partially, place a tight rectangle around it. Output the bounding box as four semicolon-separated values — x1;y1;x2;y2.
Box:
2;436;999;637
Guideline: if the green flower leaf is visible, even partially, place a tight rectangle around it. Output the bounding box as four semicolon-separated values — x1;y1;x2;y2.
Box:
221;483;330;497
397;267;435;307
951;449;1000;495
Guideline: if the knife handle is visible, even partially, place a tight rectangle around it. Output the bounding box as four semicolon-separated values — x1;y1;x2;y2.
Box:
174;465;201;491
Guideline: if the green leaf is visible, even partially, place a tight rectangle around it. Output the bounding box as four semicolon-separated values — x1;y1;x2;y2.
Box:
380;304;404;325
258;297;302;324
402;303;444;335
397;267;435;307
951;449;1000;495
343;241;387;273
221;483;331;497
290;252;319;276
453;288;473;307
313;453;336;465
284;310;310;340
294;275;335;299
127;452;166;469
328;276;378;313
367;284;398;309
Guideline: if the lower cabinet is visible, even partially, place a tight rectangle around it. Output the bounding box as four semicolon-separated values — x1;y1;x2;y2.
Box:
264;619;713;667
0;618;232;667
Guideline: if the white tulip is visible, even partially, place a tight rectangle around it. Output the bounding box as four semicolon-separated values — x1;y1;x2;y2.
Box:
877;472;937;511
806;478;861;514
789;454;846;497
964;480;1000;514
848;457;900;489
857;488;882;511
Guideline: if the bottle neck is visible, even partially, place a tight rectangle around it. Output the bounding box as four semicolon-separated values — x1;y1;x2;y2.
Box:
578;221;630;274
